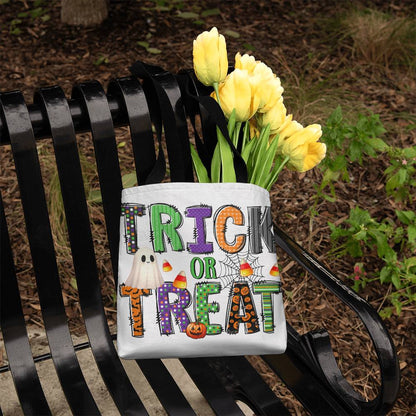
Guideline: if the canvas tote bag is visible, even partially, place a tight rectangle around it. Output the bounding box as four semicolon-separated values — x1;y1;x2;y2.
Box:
117;182;286;359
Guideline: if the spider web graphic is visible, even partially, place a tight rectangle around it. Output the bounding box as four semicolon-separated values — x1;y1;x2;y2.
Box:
218;251;264;288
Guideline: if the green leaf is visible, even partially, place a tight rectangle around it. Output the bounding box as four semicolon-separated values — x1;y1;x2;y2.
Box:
177;11;199;19
328;105;343;125
122;172;137;189
256;134;280;188
30;7;44;18
405;257;416;272
370;138;389;152
379;307;392;319
217;128;236;182
249;124;271;184
94;55;108;66
210;144;221;183
227;109;236;140
137;41;149;48
243;43;256;51
368;230;391;257
396;210;416;225
407;225;416;246
391;271;402;290
241;138;256;164
190;144;210;183
403;146;416;158
224;29;240;38
201;8;221;17
41;14;50;22
345;239;363;257
147;47;162;54
398;168;408;184
380;266;390;284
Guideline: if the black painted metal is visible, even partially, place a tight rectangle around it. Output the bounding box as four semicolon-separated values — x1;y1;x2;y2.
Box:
36;84;145;415
180;358;246;416
265;226;401;415
72;81;123;282
0;69;400;416
0;91;99;415
0;96;122;144
137;359;196;416
0;191;51;416
208;356;291;416
107;77;156;185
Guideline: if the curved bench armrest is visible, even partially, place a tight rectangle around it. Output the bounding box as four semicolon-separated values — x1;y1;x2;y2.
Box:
273;224;400;414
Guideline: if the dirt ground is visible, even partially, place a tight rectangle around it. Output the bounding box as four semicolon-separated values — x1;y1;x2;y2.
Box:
0;0;415;414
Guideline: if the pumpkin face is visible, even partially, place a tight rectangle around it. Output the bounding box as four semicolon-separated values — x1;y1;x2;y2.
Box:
186;321;207;339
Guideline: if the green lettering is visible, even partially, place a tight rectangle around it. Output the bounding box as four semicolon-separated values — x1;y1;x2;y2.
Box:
190;257;204;279
195;283;222;335
204;257;217;279
150;204;184;253
253;281;281;333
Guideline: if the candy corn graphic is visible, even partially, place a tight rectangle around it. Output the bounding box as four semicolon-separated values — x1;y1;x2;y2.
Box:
240;258;253;277
269;263;280;277
162;259;172;272
173;271;187;289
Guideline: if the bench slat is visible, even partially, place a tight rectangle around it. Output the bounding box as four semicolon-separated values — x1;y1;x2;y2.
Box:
0;193;51;416
107;77;156;186
181;357;245;416
138;359;196;415
37;85;146;415
1;90;100;415
212;356;291;416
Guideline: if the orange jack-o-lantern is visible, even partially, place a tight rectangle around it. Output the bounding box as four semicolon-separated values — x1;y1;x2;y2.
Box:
186;321;207;339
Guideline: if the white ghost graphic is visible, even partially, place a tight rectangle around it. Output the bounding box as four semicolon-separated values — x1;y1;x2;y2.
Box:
125;247;164;289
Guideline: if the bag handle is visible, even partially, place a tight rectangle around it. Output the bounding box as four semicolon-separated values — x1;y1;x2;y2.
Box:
178;72;248;183
130;61;194;184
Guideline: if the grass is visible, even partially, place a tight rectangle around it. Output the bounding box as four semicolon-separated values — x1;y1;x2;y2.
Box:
341;8;416;72
269;48;366;127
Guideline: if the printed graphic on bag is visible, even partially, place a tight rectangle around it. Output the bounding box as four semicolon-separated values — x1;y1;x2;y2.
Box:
117;183;286;359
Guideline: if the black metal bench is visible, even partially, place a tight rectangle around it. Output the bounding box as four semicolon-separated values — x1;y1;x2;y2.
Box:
0;62;400;415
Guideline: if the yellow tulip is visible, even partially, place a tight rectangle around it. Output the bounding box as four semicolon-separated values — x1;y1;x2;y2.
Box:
256;97;287;133
213;69;260;122
235;53;283;112
193;27;228;86
281;124;326;172
255;72;283;112
275;115;303;150
235;52;257;73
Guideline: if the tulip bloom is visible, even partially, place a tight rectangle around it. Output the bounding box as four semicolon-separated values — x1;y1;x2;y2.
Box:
275;115;303;150
193;27;228;86
281;124;326;172
235;52;257;73
213;69;260;122
235;53;283;112
256;97;287;134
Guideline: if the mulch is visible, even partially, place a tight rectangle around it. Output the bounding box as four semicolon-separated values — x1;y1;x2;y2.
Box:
0;0;415;414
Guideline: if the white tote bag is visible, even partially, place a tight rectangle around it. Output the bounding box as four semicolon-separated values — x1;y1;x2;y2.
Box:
117;182;286;359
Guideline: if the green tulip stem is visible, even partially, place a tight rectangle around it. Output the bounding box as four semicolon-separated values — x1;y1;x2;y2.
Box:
265;156;290;191
233;122;242;147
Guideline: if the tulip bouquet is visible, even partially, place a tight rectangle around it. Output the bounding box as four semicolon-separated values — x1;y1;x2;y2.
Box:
191;27;326;190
